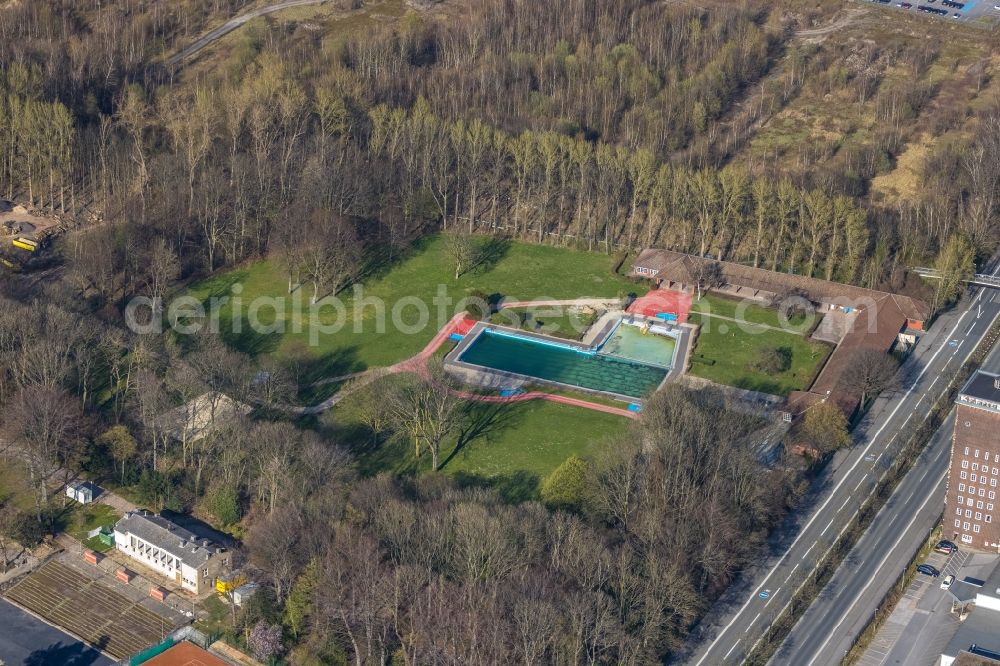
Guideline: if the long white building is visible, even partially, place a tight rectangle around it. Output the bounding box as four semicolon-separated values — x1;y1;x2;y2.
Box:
114;510;231;594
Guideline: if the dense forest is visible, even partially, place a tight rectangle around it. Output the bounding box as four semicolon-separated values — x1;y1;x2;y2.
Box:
0;0;997;663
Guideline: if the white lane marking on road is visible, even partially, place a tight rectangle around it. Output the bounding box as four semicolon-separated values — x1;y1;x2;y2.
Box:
724;641;740;660
802;473;946;666
821;518;836;536
692;277;994;665
803;542;816;560
854;476;866;491
748;612;761;630
786;563;799;583
966;321;976;335
765;587;780;606
840;497;851;511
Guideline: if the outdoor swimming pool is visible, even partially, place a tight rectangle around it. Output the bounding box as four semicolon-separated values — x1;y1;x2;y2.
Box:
456;327;670;398
601;322;676;368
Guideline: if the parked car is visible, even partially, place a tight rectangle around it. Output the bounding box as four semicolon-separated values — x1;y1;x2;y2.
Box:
936;539;958;554
917;564;940;577
941;574;955;590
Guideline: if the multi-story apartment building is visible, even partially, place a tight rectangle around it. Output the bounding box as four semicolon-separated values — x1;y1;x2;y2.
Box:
114;510;231;594
944;370;1000;550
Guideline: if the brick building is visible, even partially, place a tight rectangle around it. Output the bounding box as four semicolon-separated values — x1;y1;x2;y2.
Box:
945;370;1000;550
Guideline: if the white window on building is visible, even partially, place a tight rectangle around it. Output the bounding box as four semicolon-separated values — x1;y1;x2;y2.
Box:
963;460;970;469
960;483;967;492
989;503;994;511
956;519;962;527
963;534;973;544
974;524;981;533
967;509;973;518
962;471;968;479
976;512;982;520
964;522;971;530
992;479;998;487
959;496;965;505
990;491;996;500
974;463;980;471
965;447;970;455
987;515;993;524
976;449;981;458
978;501;985;509
957;507;963;515
973;474;979;483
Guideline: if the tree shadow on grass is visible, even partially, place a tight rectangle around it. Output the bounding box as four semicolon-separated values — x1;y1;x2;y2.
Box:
357;234;436;284
472;236;511;275
293;345;364;388
440;399;517;470
451;470;541;504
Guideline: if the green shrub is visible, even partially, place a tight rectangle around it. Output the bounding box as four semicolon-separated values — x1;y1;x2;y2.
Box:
541;455;591;511
464;289;491;320
204;482;242;526
754;346;792;374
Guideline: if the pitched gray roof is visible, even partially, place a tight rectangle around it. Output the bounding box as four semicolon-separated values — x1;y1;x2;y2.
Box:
114;510;222;567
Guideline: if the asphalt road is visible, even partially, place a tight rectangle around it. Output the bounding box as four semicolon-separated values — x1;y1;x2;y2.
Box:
773;312;1000;665
167;0;330;65
0;598;112;666
683;265;1000;666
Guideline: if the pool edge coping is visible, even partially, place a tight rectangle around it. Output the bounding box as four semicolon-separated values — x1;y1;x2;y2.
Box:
445;320;687;403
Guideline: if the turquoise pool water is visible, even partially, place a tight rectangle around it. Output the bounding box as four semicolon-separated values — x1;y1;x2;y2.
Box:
458;329;668;398
601;324;676;368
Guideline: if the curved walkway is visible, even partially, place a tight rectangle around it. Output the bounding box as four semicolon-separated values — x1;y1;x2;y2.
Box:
167;0;331;65
284;301;638;418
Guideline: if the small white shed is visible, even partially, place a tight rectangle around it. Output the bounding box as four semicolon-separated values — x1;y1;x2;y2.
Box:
65;482;94;504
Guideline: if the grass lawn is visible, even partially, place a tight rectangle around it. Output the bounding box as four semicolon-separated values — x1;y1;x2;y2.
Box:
506;305;603;340
66;503;121;553
687;311;831;396
0;459;36;513
187;236;637;386
327;376;626;502
690;293;813;331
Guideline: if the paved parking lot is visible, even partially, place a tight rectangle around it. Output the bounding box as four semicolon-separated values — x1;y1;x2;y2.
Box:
0;598;112;666
858;551;999;666
865;0;1000;26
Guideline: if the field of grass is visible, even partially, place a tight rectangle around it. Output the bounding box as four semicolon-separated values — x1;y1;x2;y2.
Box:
187;236;637;383
687;308;831;396
506;305;603;340
327;376;625;501
690;293;813;330
0;459;35;513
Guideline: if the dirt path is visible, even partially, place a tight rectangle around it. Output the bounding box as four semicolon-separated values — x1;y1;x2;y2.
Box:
795;7;867;39
167;0;331;65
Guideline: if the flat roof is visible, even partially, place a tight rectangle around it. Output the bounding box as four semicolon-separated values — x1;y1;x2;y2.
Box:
944;607;1000;660
955;650;1000;666
959;371;1000;414
141;641;232;666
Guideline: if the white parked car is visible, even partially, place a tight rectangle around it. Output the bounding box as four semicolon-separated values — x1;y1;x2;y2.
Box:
941;574;955;590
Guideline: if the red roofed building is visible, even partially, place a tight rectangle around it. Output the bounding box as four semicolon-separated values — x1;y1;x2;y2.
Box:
631;248;931;415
